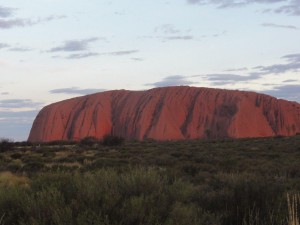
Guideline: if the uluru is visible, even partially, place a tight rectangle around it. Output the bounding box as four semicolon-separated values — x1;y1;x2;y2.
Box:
28;86;300;142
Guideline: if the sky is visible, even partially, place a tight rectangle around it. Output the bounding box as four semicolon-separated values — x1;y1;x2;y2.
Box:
0;0;300;141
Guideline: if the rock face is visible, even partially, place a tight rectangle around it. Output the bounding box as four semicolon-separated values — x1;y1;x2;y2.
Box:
28;86;300;142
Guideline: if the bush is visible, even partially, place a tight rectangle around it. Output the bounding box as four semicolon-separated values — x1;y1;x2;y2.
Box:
0;138;14;152
79;136;99;147
102;135;124;146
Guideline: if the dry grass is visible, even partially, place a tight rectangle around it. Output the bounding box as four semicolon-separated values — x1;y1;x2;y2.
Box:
0;171;29;187
287;193;300;225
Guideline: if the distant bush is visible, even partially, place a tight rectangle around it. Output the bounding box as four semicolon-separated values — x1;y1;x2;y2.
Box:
0;138;14;152
46;140;78;146
14;141;33;147
102;135;124;146
79;136;99;147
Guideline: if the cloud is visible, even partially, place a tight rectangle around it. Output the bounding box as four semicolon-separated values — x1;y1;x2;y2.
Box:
283;79;298;83
0;110;38;121
9;47;32;52
0;110;39;141
48;37;100;52
155;24;181;34
0;15;66;29
203;73;262;85
0;99;43;109
131;57;144;61
196;53;300;87
274;0;300;16
0;43;9;49
224;67;248;72
263;84;300;103
0;43;32;52
0;18;28;29
253;52;300;74
55;49;138;60
187;0;300;16
49;87;106;95
256;62;300;74
164;36;194;40
40;15;66;22
0;6;15;18
155;24;194;41
187;0;285;7
261;23;298;29
105;50;139;56
282;53;300;62
145;75;197;87
66;52;99;59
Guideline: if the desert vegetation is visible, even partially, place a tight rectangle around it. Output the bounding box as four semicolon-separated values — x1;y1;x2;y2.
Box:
0;135;300;224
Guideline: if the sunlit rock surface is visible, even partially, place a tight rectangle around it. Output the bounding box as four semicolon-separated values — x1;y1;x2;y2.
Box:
28;86;300;142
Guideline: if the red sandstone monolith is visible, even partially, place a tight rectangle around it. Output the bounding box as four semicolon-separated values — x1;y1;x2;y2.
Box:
28;86;300;142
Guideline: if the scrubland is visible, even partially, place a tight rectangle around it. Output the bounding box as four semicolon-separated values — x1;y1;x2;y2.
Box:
0;135;300;225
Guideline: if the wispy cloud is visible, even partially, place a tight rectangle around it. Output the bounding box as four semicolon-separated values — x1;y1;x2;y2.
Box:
256;63;300;74
0;110;39;141
274;0;300;16
66;52;99;59
145;75;197;87
247;52;300;75
9;47;32;52
261;23;298;29
131;57;144;61
0;43;33;52
0;110;38;121
154;24;194;41
263;84;300;102
201;53;300;86
0;43;9;49
104;50;139;56
0;6;15;18
0;99;43;109
49;87;106;95
0;14;66;29
48;37;100;52
0;18;27;29
224;67;248;72
202;73;262;85
282;53;300;62
155;24;181;34
187;0;300;16
187;0;285;8
164;36;194;40
283;79;298;83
